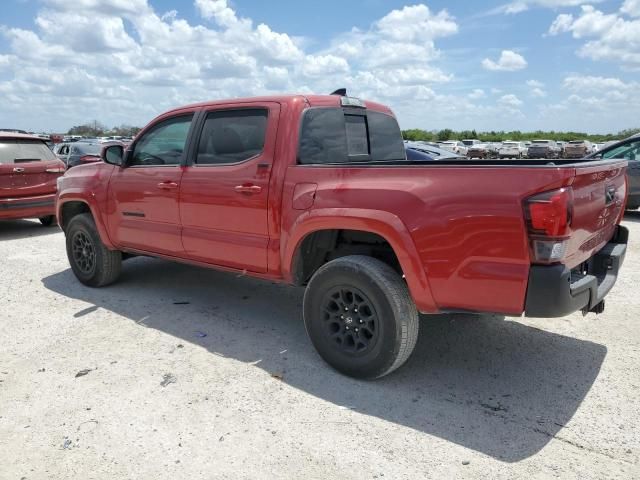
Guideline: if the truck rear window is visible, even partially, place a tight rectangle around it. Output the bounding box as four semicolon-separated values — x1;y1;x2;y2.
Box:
0;139;57;164
298;108;405;164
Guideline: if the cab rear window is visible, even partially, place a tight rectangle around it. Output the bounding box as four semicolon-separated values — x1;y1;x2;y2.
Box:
298;108;405;164
0;139;57;164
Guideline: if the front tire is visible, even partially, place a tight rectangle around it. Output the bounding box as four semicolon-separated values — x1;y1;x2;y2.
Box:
39;215;56;227
66;213;122;287
303;255;419;379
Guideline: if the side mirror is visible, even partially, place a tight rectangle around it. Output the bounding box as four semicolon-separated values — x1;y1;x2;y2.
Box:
103;144;124;166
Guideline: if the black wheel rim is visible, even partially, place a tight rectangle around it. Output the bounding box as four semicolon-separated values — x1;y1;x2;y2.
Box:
71;231;96;275
321;286;379;355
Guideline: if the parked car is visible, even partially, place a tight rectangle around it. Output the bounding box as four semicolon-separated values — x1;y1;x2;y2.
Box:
461;139;481;147
466;143;492;159
527;140;561;159
556;141;566;156
587;133;640;210
64;141;103;168
53;143;70;161
498;141;527;159
405;142;463;160
57;92;628;379
439;140;468;155
564;140;593;159
0;132;66;226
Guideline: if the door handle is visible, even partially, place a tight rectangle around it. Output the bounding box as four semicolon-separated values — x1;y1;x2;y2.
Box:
157;181;179;190
234;185;262;194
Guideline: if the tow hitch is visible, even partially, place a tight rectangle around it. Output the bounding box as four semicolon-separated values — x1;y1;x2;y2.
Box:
584;300;605;316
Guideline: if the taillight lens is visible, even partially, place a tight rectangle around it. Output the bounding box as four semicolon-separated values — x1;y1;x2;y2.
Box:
80;155;100;163
524;187;573;263
526;188;573;237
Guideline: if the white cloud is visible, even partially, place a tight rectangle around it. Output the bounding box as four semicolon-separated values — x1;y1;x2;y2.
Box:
563;75;632;92
621;0;640;17
526;79;547;97
547;5;640;68
481;50;527;71
499;93;523;107
493;0;603;15
468;88;486;99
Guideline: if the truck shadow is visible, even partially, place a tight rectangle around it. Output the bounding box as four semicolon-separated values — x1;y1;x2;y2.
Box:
42;257;607;463
0;219;60;240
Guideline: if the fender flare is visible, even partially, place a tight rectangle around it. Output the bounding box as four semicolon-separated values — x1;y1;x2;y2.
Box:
282;208;437;313
57;191;116;250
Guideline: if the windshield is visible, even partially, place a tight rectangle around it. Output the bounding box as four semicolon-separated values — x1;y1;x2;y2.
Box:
0;139;57;164
71;143;102;155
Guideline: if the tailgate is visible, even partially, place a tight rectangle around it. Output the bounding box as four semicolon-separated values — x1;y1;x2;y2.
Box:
564;160;627;268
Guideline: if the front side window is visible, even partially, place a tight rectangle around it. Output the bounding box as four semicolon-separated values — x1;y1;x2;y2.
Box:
298;108;405;164
196;109;267;165
602;140;640;161
131;115;193;166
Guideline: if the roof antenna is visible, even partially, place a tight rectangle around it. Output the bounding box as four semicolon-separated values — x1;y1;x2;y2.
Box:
331;88;347;96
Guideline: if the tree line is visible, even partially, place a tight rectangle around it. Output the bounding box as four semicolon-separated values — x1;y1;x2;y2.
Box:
67;121;141;137
402;128;640;143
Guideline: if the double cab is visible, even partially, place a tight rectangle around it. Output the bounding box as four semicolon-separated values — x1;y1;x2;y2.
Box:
56;93;629;379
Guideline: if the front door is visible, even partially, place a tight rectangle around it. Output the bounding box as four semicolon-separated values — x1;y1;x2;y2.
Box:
107;114;194;255
179;104;280;273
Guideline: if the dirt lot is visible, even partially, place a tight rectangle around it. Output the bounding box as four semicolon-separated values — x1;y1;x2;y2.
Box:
1;214;639;480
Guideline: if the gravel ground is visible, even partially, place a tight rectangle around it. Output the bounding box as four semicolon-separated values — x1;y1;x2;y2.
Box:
1;214;639;480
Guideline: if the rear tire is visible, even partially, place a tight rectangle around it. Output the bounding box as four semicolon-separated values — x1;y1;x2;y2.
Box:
39;215;56;227
66;213;122;287
303;255;419;379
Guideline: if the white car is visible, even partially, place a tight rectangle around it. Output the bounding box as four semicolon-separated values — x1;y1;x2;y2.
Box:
439;141;468;155
498;141;527;159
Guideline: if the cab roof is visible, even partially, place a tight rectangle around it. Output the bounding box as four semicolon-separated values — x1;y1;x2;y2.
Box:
163;94;394;117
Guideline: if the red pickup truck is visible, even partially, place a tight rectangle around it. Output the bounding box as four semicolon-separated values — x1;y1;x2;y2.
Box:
56;93;629;379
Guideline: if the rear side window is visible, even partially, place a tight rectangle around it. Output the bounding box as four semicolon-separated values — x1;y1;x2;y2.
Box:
196;109;268;165
298;108;405;164
0;139;57;164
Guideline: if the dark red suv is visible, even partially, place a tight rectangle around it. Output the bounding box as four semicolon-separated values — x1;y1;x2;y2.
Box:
0;132;66;226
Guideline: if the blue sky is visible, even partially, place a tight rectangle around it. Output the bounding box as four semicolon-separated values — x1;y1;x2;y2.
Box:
1;0;638;133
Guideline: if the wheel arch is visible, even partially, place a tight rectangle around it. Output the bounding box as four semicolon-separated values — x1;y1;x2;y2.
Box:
283;208;437;313
57;197;115;249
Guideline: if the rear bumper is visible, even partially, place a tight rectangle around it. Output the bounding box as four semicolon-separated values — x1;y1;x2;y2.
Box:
0;193;56;220
524;225;628;317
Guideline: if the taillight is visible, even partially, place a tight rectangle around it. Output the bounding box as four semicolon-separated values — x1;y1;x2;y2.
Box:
80;155;100;163
524;187;573;263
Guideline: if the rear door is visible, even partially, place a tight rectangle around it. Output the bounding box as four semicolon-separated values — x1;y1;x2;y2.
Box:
179;103;279;273
107;114;194;255
0;139;61;199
